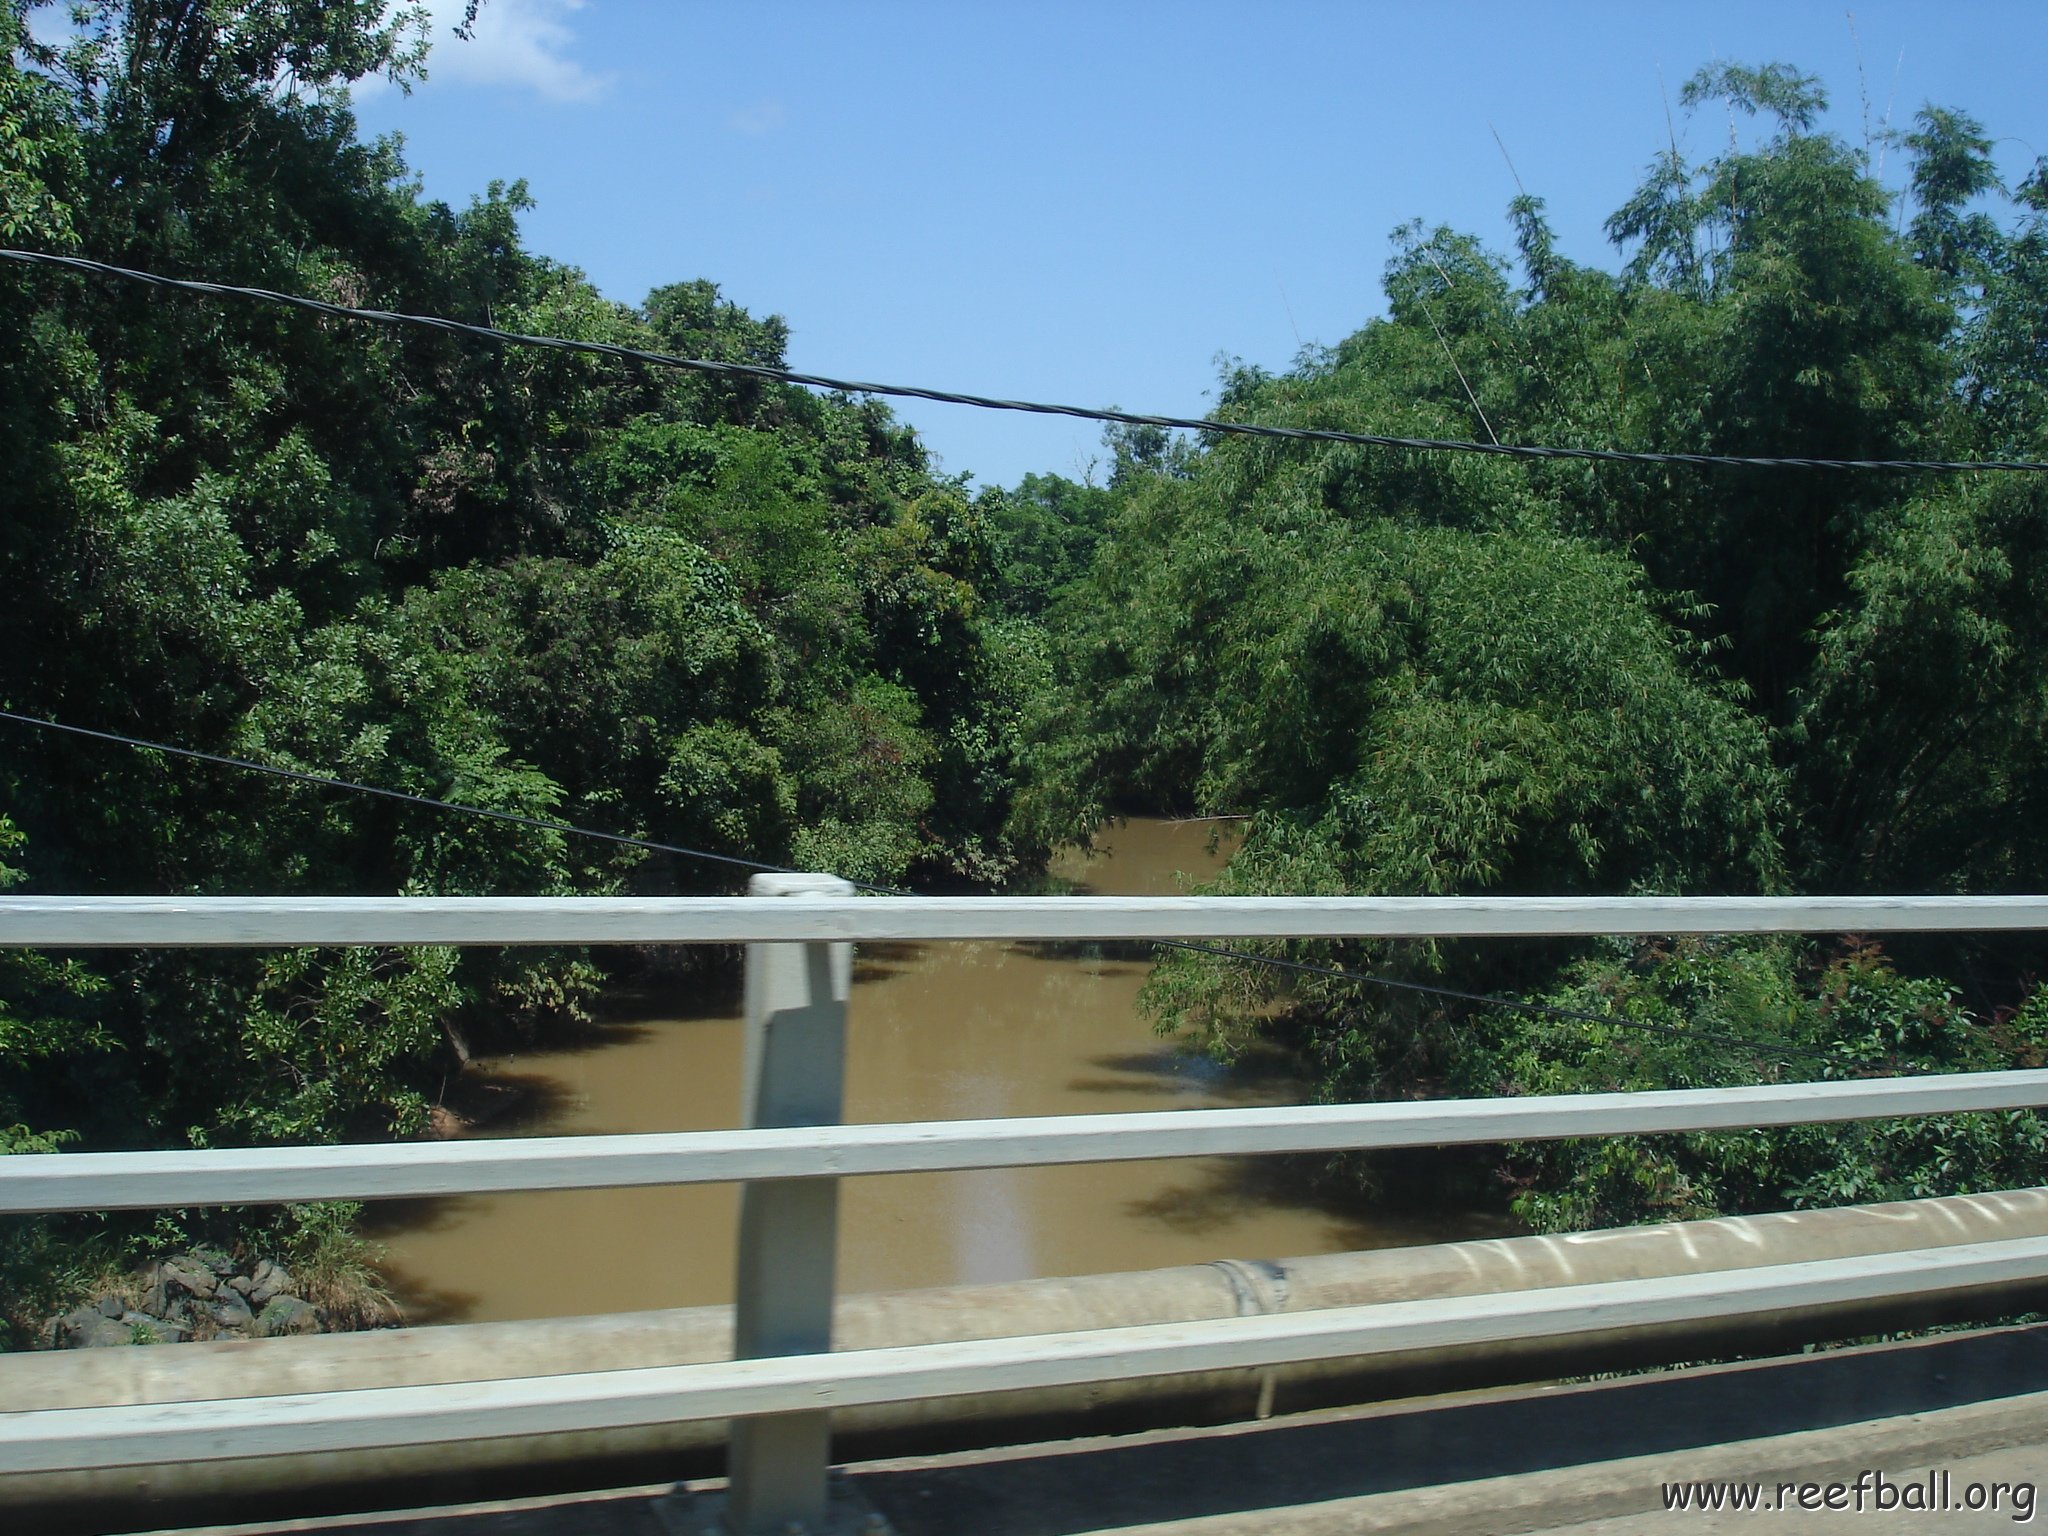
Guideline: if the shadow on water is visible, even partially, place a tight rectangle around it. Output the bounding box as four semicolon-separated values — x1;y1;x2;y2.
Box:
434;1067;578;1135
363;1065;584;1319
501;1021;658;1058
852;939;931;986
360;1198;493;1325
1063;1049;1304;1105
363;1194;490;1241
367;1262;484;1328
1003;937;1159;968
593;965;743;1021
1124;1152;1522;1250
383;1283;481;1329
858;941;927;965
1124;1155;1383;1246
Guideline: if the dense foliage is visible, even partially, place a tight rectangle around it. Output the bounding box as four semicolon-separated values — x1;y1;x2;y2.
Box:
1021;63;2048;1227
0;0;1036;1337
4;7;2047;1341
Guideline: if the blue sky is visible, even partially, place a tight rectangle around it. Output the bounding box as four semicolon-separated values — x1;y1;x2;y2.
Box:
353;1;2048;490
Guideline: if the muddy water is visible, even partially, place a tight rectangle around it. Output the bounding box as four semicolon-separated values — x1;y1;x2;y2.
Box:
371;819;1512;1324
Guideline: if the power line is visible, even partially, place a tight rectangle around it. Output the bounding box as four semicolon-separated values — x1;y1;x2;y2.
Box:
0;706;1872;1069
7;247;2047;476
0;709;845;887
1152;937;1846;1068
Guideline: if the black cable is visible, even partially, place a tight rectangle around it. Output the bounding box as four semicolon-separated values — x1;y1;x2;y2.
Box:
0;246;2005;1061
7;247;2047;475
0;707;1878;1068
0;708;889;890
1152;937;1847;1068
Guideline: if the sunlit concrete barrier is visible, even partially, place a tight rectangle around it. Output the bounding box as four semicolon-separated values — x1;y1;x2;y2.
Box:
6;1186;2048;1534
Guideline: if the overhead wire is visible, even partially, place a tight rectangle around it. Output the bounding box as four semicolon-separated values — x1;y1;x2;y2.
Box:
1151;937;1847;1069
0;246;1941;1071
0;709;874;890
1;709;1858;1070
6;247;2048;475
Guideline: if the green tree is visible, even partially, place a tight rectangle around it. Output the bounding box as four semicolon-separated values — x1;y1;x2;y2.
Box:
0;0;1037;1333
1016;60;2048;1231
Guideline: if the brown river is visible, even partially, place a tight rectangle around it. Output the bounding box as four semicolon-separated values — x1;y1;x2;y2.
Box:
370;819;1514;1324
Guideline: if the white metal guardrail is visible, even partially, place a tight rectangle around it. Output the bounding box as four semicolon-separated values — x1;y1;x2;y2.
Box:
10;1071;2048;1215
4;884;2048;1534
3;892;2046;945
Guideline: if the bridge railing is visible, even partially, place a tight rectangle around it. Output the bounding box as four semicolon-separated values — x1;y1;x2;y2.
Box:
4;885;2048;1534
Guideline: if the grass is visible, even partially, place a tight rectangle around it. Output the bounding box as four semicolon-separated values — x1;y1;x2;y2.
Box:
278;1200;403;1329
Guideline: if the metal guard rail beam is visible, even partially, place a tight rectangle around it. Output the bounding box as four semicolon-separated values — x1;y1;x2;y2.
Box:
2;893;2047;946
7;1068;2048;1215
11;887;2048;1532
5;1235;2047;1475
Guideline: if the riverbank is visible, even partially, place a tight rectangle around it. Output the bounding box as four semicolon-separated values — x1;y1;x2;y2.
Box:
40;1242;395;1350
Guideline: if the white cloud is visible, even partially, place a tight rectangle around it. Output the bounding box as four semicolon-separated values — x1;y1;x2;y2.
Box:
726;98;787;136
395;0;611;103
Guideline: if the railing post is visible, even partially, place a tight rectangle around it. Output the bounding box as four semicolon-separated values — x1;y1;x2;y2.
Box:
726;872;854;1535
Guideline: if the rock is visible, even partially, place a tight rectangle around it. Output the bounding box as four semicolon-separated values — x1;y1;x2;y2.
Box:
250;1260;295;1306
159;1256;217;1301
228;1274;256;1297
252;1257;290;1289
252;1295;319;1338
211;1288;255;1331
118;1312;189;1345
189;1245;235;1278
95;1292;124;1319
59;1309;134;1349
